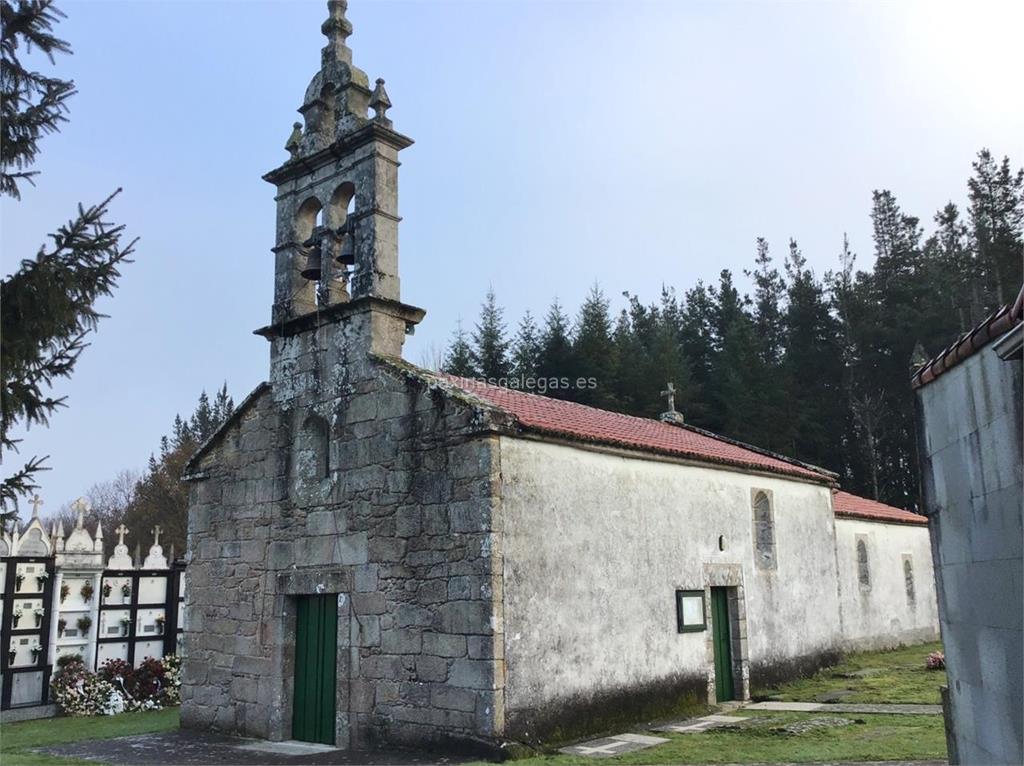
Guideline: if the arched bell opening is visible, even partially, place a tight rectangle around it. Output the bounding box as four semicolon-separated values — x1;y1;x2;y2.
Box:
293;197;324;310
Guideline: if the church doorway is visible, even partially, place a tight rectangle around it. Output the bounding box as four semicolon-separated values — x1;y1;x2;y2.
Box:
710;587;736;701
292;594;338;745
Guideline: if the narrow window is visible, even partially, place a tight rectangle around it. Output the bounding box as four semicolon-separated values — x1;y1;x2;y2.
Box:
903;556;916;607
752;491;776;570
300;415;330;480
856;539;871;590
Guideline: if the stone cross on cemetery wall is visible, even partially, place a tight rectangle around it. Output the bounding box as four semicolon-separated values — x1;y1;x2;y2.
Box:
72;497;91;528
108;523;134;569
143;524;169;570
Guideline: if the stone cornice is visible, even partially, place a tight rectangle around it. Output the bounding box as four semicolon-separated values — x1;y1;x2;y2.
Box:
254;296;425;341
263;123;414;186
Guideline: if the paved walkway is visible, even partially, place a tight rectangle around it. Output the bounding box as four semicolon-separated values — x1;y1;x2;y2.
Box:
39;730;470;765
743;701;943;715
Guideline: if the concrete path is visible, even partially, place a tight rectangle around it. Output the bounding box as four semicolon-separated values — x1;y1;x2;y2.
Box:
652;713;751;733
558;732;669;758
744;701;943;715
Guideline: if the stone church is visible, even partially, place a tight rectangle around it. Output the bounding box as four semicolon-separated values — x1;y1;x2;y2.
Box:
181;1;938;752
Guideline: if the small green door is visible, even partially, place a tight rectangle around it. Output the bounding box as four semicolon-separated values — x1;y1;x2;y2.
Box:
293;594;337;745
710;587;735;702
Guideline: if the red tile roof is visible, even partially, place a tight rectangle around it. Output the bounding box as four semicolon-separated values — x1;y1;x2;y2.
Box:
441;375;831;483
832;490;927;526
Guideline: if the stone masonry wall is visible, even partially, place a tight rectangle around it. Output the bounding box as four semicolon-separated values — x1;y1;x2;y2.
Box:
181;315;507;751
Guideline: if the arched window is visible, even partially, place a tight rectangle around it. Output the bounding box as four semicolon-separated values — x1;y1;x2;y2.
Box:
752;491;776;570
856;539;871;589
903;556;916;607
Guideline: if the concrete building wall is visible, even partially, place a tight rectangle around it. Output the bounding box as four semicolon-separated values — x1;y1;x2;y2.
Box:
181;340;506;751
496;436;843;742
917;336;1023;766
833;518;939;649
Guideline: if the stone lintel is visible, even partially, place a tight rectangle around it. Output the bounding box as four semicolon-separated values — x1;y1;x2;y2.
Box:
276;567;352;595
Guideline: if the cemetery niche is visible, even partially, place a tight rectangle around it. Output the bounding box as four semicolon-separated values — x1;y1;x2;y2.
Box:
0;498;184;714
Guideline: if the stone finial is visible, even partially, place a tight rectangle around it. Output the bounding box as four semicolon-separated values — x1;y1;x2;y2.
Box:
71;497;90;529
369;78;392;127
321;0;354;65
115;523;129;546
285;122;303;158
30;494;43;519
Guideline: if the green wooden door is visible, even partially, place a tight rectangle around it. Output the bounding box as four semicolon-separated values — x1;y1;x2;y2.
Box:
293;594;337;745
710;587;735;702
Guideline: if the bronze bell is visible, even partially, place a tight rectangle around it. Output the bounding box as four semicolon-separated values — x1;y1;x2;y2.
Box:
336;229;355;266
299;248;321;281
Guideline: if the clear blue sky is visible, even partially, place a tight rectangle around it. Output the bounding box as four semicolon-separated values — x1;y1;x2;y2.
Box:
2;0;1022;517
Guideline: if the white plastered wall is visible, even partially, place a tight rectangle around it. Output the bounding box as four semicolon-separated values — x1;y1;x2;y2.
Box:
833;517;939;649
496;436;842;717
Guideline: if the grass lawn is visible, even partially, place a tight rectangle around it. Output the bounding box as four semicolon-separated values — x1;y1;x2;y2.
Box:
755;640;947;704
499;711;947;765
1;708;179;766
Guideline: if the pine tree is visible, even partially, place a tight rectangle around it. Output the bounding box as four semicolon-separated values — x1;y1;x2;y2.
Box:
510;311;541;383
1;0;75;198
782;239;844;468
747;238;786;364
572;285;616;407
537;299;574;398
119;387;234;558
745;238;789;452
679;282;716;426
470;288;510;380
967;149;1024;307
708;271;761;444
442;321;477;378
0;1;135;522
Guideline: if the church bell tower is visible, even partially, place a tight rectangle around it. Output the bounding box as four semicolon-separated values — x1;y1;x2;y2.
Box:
258;0;423;360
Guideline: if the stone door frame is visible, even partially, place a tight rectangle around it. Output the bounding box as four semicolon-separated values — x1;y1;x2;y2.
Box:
276;568;352;749
702;563;750;703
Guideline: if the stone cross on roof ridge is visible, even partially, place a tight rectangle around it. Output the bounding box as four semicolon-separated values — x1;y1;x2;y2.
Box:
152;525;162;546
661;382;676;413
115;523;130;546
30;494;43;518
659;382;686;426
